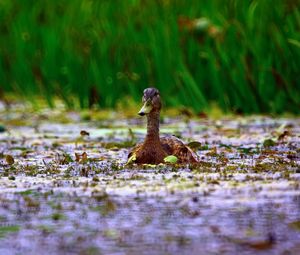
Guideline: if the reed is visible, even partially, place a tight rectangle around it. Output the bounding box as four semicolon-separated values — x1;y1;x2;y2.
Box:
0;0;299;113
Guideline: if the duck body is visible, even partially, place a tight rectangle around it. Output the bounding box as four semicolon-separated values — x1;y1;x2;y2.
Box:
129;135;198;164
128;88;198;164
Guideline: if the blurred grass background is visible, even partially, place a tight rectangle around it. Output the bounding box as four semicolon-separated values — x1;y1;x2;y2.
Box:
0;0;299;113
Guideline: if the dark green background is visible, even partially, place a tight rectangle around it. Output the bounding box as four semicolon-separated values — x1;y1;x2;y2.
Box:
0;0;299;113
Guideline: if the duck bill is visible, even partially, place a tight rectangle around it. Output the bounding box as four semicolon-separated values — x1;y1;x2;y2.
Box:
138;101;152;116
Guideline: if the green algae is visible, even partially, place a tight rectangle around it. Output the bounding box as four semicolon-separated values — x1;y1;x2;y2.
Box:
0;225;20;238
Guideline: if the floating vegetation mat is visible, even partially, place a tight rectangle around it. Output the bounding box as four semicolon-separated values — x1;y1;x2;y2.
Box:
0;103;299;254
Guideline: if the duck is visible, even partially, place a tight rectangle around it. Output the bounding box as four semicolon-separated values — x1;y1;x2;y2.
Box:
128;88;198;164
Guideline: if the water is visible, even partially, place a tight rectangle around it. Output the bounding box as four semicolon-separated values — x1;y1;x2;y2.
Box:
0;105;299;254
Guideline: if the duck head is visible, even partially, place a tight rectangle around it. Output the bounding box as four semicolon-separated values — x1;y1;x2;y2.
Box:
138;88;161;116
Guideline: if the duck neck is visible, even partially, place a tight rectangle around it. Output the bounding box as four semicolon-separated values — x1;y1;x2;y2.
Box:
145;111;160;144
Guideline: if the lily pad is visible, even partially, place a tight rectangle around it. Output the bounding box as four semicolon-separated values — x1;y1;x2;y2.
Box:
0;125;6;133
187;141;202;150
127;153;137;164
0;225;20;238
143;164;157;168
263;139;276;147
289;221;300;231
5;155;15;165
164;155;178;164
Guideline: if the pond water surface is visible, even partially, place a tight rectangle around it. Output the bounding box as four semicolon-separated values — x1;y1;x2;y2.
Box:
0;104;299;254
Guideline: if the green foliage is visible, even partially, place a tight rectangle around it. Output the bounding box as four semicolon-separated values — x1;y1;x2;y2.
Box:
164;155;178;164
0;0;299;113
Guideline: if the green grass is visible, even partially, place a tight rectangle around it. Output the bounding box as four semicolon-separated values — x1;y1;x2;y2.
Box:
0;0;299;113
